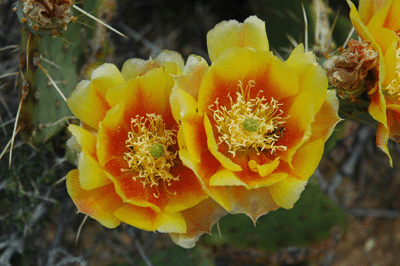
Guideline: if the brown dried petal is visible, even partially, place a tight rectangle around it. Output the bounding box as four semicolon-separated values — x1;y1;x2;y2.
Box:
23;0;73;29
324;39;378;98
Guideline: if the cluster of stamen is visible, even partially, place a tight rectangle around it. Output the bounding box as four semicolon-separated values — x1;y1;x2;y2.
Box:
209;80;288;156
122;114;178;188
384;44;400;99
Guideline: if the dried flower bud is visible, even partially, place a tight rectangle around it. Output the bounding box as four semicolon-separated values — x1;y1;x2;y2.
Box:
15;0;74;36
324;39;378;100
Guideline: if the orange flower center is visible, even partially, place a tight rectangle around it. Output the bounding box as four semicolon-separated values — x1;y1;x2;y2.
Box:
121;114;178;188
209;80;288;156
384;44;400;99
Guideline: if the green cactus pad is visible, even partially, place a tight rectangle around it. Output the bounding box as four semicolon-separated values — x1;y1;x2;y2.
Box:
18;26;79;144
18;1;113;145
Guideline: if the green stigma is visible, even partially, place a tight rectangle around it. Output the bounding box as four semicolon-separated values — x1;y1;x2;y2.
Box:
150;143;165;158
242;117;259;132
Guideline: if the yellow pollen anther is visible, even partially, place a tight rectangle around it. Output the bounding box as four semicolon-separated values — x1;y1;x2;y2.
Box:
384;44;400;98
121;113;178;187
209;80;288;156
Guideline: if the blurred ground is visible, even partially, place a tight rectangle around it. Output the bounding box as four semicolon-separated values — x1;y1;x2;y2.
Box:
318;122;400;266
1;0;400;265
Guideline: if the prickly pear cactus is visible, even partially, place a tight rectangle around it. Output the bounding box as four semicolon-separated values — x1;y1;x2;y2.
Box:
18;30;76;144
203;177;347;254
16;0;113;145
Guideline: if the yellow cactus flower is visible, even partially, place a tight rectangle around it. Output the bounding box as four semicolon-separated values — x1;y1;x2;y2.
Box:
348;0;400;164
66;51;227;248
171;16;340;222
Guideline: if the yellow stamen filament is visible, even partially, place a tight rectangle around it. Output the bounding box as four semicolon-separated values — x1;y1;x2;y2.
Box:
122;114;178;187
384;45;400;98
209;80;288;156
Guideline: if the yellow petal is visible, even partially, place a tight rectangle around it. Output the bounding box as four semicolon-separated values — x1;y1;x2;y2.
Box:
368;88;392;165
174;55;209;100
269;176;308;209
228;186;279;223
310;90;342;142
207;16;269;62
287;92;314;131
385;0;400;31
106;77;137;108
179;149;232;212
181;113;204;163
67;80;108;130
372;27;398;56
67;64;124;129
281;93;314;165
358;0;379;24
286;44;328;114
177;126;185;150
170;88;203;162
245;173;288;189
156;212;187;234
105;171;161;213
369;86;388;125
377;103;400;165
163;174;209;214
97;102;126;167
121;50;184;81
366;0;393;33
291;139;324;180
246;158;282;185
91;63;125;85
114;204;157;231
376;122;392;166
154;50;185;73
67;124;96;156
90;64;125;101
209;168;248;186
162;164;209;214
121;58;157;81
78;152;111;190
66;169;123;228
107;67;169;115
164;61;182;90
257;157;281;177
204;114;242;172
348;0;378;42
156;52;185;98
381;33;398;86
170;88;198;125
